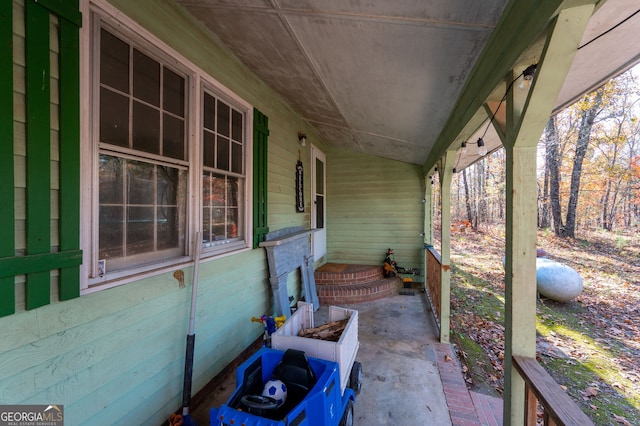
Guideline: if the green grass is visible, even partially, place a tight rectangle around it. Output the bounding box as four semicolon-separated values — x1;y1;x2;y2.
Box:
536;305;640;425
449;238;640;426
452;258;640;425
450;265;506;397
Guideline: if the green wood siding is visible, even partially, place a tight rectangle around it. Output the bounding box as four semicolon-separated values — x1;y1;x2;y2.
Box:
326;147;424;269
0;250;269;425
0;0;424;425
0;0;81;316
0;0;312;424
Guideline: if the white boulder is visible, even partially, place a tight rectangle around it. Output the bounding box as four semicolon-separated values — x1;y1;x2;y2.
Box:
536;258;583;302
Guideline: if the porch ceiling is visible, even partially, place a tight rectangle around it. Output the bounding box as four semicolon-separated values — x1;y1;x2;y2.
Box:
176;0;640;169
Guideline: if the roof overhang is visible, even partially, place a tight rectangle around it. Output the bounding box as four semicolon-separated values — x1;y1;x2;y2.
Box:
437;0;640;172
175;0;640;171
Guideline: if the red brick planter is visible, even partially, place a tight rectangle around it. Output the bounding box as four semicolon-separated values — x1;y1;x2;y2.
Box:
315;263;402;304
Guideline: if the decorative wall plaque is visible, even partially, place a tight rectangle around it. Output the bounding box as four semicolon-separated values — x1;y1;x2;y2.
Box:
296;160;304;212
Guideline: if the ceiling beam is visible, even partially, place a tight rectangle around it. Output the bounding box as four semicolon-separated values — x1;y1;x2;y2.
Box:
423;0;600;171
515;4;596;145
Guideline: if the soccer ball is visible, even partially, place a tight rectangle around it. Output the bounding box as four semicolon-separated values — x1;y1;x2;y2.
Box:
262;379;287;407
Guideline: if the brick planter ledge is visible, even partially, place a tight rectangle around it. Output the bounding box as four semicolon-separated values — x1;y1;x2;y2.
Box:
315;263;402;304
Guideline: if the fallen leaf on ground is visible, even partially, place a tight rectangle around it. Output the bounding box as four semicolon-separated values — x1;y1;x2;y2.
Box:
613;414;631;425
581;387;599;398
448;227;640;424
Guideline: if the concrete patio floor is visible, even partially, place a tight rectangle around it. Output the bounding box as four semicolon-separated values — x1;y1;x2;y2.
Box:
190;291;502;425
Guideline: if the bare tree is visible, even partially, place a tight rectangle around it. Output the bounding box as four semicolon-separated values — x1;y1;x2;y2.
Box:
462;168;474;225
544;117;564;235
600;109;640;229
563;88;605;237
476;161;487;226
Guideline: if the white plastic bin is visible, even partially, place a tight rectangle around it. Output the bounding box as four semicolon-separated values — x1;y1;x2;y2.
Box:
271;302;359;394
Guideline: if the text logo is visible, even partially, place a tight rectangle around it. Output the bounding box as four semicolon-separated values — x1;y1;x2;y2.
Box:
0;405;64;426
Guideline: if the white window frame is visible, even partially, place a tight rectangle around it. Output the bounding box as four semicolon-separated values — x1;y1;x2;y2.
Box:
79;0;253;293
200;84;248;255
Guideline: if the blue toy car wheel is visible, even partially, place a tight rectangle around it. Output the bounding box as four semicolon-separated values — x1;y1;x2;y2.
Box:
349;361;362;395
339;400;354;426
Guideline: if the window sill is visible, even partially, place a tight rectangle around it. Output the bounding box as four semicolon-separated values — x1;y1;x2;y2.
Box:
83;256;193;294
82;244;253;294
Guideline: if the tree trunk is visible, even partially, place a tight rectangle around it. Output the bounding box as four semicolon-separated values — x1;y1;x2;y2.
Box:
605;182;620;231
462;168;474;225
601;143;618;231
564;89;604;238
539;162;551;229
477;161;487;226
545;117;564;236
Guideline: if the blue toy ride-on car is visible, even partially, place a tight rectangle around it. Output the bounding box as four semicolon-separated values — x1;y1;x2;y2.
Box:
210;347;360;426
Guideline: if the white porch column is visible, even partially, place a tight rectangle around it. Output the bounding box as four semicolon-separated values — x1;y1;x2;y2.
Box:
423;173;434;299
438;150;457;343
503;140;538;424
502;5;595;424
424;174;434;247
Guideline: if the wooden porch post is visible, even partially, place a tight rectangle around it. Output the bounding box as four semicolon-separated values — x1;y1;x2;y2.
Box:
424;174;434;247
438;150;456;343
503;139;538;425
423;173;434;298
502;5;595;424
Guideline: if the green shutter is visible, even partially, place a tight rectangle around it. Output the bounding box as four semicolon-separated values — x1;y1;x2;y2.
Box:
0;1;15;316
25;0;53;310
253;109;269;248
26;0;82;27
58;12;81;301
0;0;82;317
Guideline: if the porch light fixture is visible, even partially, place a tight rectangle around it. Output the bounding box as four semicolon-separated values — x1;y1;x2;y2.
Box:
518;64;537;90
472;63;538;160
476;138;488;156
298;132;307;147
460;141;467;154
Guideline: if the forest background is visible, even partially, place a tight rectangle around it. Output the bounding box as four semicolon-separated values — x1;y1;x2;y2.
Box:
437;66;640;425
448;67;639;235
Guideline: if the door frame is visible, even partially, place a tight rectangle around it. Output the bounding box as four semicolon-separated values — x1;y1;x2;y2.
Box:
310;145;326;261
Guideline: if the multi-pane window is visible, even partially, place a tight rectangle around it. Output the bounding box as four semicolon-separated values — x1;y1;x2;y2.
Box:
88;14;251;284
97;27;188;273
202;92;245;248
